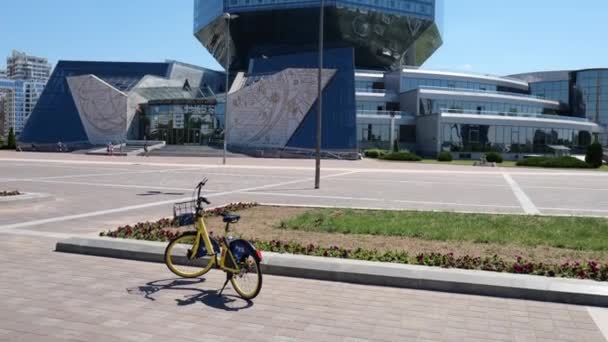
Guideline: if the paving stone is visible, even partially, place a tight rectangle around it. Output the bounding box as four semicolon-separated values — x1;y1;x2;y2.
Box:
0;235;606;342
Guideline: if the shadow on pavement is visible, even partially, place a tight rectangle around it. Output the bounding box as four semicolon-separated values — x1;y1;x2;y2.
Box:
127;278;253;311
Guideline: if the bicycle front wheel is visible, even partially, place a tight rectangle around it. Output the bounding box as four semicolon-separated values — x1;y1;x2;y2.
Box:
164;232;215;278
230;255;262;299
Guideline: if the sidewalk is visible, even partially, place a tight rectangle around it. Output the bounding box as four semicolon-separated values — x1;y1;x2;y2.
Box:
1;234;606;342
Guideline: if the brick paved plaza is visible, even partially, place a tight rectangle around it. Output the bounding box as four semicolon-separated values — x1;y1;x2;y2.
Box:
0;152;607;341
1;235;606;342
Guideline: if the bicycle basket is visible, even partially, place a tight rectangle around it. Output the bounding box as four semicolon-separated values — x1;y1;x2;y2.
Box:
173;200;196;227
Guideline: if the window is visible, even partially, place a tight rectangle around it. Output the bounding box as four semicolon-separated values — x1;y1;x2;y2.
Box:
469;126;480;143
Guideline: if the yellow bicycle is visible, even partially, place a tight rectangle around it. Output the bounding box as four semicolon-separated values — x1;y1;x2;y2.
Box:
164;179;263;299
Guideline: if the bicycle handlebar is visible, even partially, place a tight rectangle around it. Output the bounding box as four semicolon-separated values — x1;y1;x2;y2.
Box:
195;178;210;207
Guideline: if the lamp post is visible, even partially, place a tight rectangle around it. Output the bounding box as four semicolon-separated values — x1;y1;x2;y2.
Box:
315;0;325;189
223;13;238;165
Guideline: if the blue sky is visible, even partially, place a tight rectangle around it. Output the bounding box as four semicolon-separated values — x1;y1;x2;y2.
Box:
0;0;606;76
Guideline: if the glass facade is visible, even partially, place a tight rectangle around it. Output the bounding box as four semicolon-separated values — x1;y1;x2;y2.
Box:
223;0;435;19
441;123;593;154
357;121;415;149
572;69;608;144
358;123;391;143
194;0;443;70
0;78;45;136
419;98;557;116
357;100;388;111
529;80;569;104
355;80;384;92
139;101;220;145
402;77;526;94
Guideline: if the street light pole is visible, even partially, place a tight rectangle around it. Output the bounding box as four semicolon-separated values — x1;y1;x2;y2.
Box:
223;13;237;165
315;0;325;189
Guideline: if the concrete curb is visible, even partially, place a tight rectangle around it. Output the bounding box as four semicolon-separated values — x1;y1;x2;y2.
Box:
0;192;53;206
55;237;608;307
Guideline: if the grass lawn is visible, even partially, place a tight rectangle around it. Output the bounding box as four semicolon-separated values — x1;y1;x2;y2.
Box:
280;208;608;252
101;205;608;277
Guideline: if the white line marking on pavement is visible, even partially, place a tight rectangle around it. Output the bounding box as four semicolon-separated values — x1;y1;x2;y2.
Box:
0;197;193;232
169;170;305;179
18;179;206;192
538;207;608;213
0;170;358;232
2;157;607;176
0;229;76;239
0;162;135;172
245;191;384;202
327;177;510;188
260;202;525;216
246;191;520;209
519;185;608;192
502;172;540;215
587;307;608;341
203;170;360;199
0;166;210;183
395;199;520;209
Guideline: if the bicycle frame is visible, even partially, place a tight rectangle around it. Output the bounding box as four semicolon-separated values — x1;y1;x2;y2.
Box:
190;214;240;274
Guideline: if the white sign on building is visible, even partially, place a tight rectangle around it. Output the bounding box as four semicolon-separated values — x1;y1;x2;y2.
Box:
173;113;185;129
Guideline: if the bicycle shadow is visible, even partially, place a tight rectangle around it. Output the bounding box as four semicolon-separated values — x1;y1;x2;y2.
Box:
126;278;253;311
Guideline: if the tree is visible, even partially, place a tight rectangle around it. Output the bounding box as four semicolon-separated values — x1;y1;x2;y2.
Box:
0;135;4;148
585;141;603;168
7;127;16;149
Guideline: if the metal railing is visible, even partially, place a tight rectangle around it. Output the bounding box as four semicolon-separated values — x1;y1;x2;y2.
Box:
402;66;529;85
440;108;593;123
356;109;414;117
419;85;558;102
355;88;387;94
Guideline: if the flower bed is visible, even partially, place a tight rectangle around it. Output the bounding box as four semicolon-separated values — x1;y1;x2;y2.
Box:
0;190;21;197
99;202;259;241
100;205;608;281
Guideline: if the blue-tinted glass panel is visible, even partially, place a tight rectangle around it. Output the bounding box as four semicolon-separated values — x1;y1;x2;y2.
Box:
194;0;223;33
440;123;593;154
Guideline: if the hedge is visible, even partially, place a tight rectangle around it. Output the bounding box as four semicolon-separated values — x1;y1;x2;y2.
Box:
485;152;503;163
516;156;593;169
379;151;422;161
437;151;453;162
586;142;604;168
363;149;387;159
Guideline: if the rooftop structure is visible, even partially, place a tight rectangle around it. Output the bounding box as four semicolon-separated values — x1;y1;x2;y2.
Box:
6;50;52;82
193;0;444;71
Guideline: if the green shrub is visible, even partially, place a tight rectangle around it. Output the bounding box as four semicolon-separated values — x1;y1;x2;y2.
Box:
364;149;387;159
485;152;503;163
7;128;16;149
517;156;593;169
0;135;4;148
437;151;453;162
380;151;422;161
586;141;604;168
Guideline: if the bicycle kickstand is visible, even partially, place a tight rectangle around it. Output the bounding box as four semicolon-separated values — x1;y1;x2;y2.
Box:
218;273;232;296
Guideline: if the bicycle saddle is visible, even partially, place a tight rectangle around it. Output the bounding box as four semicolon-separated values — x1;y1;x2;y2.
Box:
221;213;241;223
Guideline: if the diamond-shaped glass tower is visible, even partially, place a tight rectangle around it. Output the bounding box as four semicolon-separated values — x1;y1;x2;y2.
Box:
194;0;443;71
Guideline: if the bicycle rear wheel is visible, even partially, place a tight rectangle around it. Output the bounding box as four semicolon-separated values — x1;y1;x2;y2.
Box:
164;232;215;278
230;255;262;299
